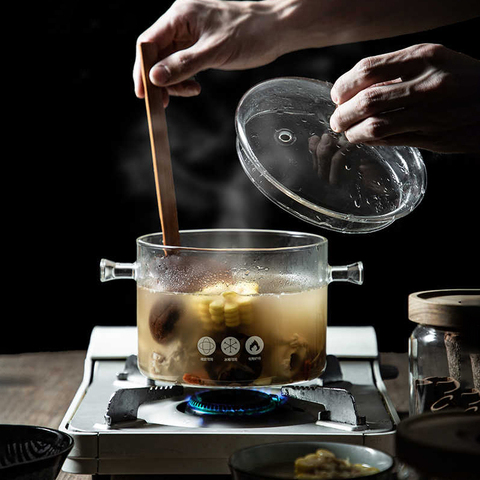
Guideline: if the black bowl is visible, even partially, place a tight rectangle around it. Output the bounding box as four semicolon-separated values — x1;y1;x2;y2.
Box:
229;441;394;480
0;425;74;480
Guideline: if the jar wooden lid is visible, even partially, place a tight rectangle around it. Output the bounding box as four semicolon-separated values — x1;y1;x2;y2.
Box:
408;289;480;329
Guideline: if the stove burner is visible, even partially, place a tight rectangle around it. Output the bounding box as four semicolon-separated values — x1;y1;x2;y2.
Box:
186;389;284;417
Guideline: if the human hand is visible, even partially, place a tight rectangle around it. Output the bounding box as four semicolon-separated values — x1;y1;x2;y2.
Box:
133;0;282;104
308;133;399;214
329;44;480;153
308;133;351;186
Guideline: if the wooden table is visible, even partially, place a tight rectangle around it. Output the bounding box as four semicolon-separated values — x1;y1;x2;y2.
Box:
0;351;409;479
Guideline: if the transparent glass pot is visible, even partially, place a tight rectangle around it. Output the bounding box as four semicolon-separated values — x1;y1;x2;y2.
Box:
100;229;363;387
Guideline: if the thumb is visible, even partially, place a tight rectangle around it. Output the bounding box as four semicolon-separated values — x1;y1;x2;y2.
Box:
149;44;210;88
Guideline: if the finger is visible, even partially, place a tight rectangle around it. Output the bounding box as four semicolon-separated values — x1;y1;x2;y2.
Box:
329;150;349;186
149;41;212;90
134;39;170;99
343;108;417;144
363;133;429;148
165;78;202;98
139;79;201;108
307;131;357;186
330;81;413;133
314;134;336;181
135;44;202;100
362;121;480;153
308;135;321;175
331;45;426;105
133;4;192;98
133;52;145;98
133;36;170;99
162;88;170;108
309;133;350;184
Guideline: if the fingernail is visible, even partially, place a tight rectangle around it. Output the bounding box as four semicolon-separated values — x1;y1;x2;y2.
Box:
151;64;171;85
330;116;340;132
186;84;201;96
330;89;339;104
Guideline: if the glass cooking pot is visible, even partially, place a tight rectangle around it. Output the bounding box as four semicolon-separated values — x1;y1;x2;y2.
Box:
100;229;363;387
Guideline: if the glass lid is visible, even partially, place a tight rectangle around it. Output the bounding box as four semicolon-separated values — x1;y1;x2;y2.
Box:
235;77;427;233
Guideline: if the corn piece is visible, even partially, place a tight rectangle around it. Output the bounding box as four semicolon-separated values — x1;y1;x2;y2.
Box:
196;297;210;311
224;317;240;324
224;302;238;314
198;295;212;304
209;298;225;313
237;298;253;324
224;308;239;315
199;313;211;324
237;296;252;305
225;318;241;327
198;304;210;314
222;291;238;300
194;281;257;328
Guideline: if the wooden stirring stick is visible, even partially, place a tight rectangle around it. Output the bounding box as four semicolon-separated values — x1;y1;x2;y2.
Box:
140;42;181;247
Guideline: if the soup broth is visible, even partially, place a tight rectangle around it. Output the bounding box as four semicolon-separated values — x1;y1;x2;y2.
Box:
137;279;327;386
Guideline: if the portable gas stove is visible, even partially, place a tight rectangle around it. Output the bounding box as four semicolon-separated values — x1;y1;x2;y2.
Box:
59;326;400;478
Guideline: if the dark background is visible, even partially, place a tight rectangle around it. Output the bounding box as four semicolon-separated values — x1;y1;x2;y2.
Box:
5;3;479;354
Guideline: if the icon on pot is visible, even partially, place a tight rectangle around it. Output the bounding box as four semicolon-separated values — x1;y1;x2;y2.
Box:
246;336;264;355
197;336;216;356
221;337;241;356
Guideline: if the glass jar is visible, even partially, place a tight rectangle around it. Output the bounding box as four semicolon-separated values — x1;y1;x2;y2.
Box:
408;289;480;415
396;412;480;480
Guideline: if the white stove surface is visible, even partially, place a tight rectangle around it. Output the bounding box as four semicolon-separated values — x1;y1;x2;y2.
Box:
59;326;399;477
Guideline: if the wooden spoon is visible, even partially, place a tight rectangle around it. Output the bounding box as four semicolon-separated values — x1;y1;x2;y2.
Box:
140;42;181;247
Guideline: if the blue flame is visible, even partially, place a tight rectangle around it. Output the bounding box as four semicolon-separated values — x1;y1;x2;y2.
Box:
186;389;286;417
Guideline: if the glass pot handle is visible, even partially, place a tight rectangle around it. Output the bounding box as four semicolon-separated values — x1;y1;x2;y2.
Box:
328;261;364;285
100;259;137;282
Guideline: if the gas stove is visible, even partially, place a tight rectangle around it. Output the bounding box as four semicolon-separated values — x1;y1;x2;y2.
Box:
59;326;400;478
